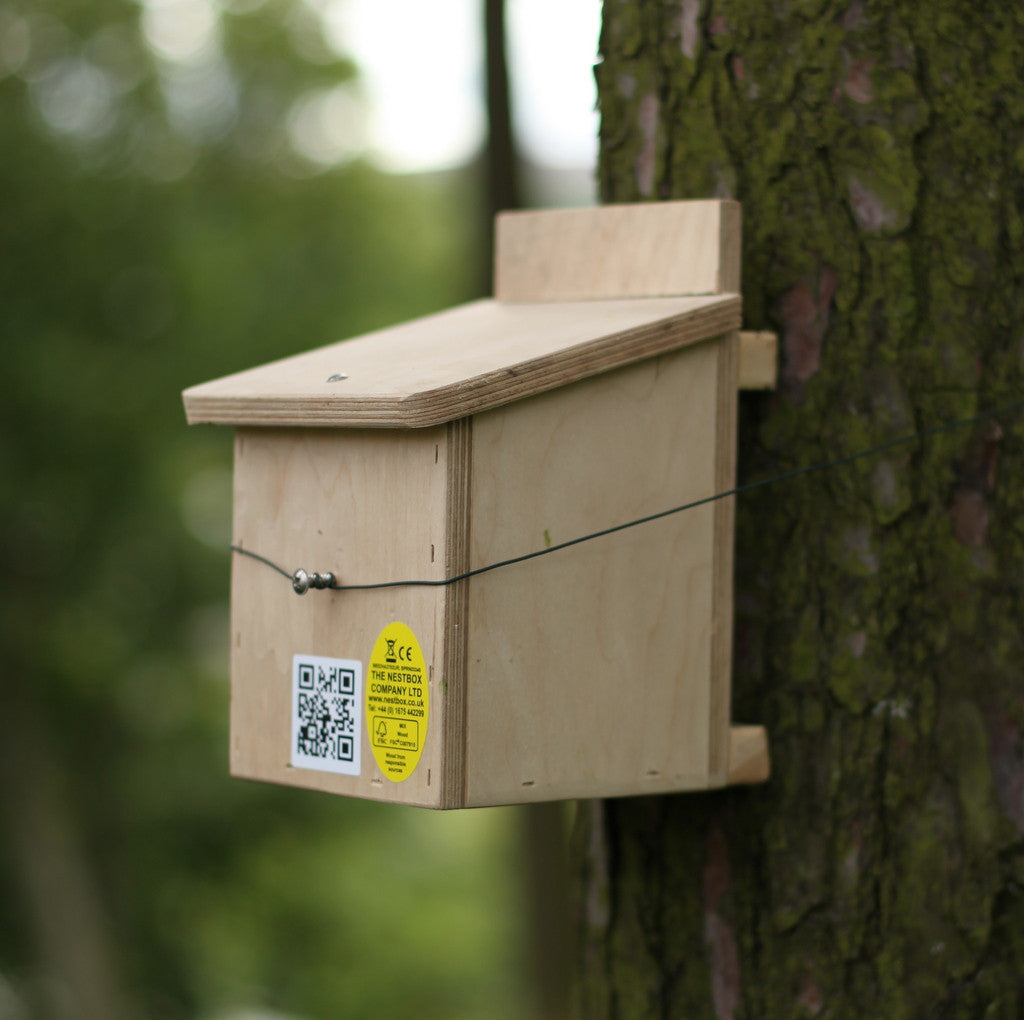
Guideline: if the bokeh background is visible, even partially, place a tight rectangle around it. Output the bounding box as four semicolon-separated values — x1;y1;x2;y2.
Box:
0;1;598;1016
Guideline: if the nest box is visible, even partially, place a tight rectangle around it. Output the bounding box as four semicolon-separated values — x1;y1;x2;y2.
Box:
183;200;774;808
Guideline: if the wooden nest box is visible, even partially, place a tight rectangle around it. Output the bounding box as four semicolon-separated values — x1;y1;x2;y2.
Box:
183;200;773;808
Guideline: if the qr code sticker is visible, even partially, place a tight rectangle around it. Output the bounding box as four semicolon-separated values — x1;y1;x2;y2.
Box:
291;654;362;776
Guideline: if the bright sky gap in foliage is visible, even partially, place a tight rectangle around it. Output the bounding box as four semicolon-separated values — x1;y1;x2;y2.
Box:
12;0;601;174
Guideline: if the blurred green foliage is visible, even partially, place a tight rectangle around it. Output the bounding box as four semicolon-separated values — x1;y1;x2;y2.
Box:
0;1;526;1017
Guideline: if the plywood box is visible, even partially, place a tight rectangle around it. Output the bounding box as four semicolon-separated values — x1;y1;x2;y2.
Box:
183;200;770;808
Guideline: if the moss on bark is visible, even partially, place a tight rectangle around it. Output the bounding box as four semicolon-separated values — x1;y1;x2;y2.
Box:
577;2;1024;1016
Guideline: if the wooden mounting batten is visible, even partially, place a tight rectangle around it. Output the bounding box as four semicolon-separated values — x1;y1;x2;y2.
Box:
738;330;778;390
728;725;772;785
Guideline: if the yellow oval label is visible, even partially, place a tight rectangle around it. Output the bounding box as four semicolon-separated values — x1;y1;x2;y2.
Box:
366;622;428;782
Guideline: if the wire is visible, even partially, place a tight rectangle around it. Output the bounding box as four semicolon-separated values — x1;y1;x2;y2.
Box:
230;395;1024;593
230;545;293;581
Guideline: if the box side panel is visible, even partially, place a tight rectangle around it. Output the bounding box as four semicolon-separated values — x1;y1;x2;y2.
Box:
464;340;725;805
230;426;450;807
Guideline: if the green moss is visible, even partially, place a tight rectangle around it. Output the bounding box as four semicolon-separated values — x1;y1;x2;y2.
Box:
839;125;920;234
937;701;1000;850
826;640;895;713
789;608;821;684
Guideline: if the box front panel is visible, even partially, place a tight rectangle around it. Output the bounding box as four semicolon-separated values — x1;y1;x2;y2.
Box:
465;339;725;804
229;426;452;807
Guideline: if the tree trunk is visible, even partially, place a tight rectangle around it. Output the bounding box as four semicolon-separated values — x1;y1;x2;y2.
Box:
0;685;131;1020
482;0;522;294
576;2;1024;1016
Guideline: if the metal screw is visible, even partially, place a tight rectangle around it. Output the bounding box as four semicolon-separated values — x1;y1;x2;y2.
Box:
292;568;336;595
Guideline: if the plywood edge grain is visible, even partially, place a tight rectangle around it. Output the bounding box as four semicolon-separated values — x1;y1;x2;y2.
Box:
726;725;770;784
717;201;742;294
708;331;738;782
439;418;472;809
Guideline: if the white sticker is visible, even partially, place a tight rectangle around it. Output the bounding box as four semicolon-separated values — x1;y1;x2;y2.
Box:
291;654;362;776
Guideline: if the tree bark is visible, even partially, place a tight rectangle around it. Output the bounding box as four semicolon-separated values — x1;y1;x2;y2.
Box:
576;2;1024;1016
